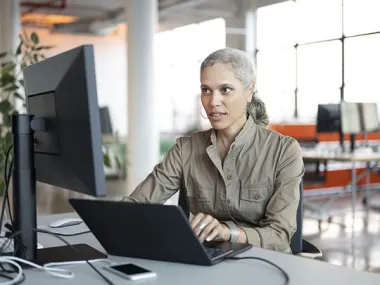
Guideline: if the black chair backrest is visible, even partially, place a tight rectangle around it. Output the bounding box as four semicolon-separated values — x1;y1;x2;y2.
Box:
177;181;304;254
290;181;303;254
178;184;189;217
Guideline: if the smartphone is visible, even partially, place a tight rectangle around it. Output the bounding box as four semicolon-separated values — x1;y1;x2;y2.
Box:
104;263;157;281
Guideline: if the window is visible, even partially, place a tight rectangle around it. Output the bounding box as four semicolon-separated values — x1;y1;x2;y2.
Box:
297;41;342;120
296;0;342;44
257;0;380;123
154;18;226;132
257;48;296;121
344;34;380;117
297;41;342;90
257;1;296;49
344;0;380;36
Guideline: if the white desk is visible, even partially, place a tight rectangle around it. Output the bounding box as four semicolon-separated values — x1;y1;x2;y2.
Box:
302;149;380;218
14;212;380;285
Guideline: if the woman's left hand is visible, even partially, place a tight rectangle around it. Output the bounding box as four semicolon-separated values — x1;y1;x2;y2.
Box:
190;213;231;242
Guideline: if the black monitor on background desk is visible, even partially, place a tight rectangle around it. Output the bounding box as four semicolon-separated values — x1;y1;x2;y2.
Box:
99;106;113;135
316;104;344;148
316;104;341;133
8;45;107;264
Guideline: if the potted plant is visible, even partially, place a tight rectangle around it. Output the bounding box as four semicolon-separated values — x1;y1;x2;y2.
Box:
0;31;54;192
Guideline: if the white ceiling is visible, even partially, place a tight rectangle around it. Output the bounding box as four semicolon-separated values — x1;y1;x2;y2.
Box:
20;0;287;34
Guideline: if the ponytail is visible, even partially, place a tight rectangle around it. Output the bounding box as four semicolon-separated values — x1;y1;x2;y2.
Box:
246;95;269;127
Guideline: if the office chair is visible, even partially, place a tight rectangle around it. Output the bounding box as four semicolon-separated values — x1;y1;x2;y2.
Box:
177;181;322;258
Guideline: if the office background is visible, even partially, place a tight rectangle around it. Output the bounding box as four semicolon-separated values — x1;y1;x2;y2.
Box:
1;0;380;276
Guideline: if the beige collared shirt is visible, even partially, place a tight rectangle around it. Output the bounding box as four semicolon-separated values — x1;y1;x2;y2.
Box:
123;116;304;253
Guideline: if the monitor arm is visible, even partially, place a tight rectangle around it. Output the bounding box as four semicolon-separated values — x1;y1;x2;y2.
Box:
11;114;48;260
12;114;37;261
10;114;104;265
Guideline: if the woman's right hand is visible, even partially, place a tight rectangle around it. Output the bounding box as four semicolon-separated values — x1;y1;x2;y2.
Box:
190;213;231;242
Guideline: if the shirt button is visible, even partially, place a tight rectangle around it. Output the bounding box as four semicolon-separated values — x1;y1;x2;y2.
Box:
226;175;232;180
254;193;262;200
231;144;236;150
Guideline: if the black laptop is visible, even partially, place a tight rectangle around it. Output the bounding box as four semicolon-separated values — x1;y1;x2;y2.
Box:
69;199;252;266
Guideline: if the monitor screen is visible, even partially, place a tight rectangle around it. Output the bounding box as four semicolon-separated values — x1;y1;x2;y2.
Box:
316;104;341;133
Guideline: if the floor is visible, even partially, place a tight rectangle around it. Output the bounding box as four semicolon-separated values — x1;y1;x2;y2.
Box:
303;191;380;274
5;179;380;274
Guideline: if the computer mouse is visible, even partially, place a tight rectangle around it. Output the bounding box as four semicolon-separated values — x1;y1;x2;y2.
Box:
49;218;83;228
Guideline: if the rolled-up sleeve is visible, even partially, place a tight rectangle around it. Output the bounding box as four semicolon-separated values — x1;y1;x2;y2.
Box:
122;138;184;204
240;137;304;252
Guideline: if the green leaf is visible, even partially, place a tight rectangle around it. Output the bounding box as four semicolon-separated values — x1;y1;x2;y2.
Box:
0;181;5;196
1;64;16;74
33;54;38;63
4;85;19;92
31;32;39;44
0;52;7;58
4;132;12;148
115;156;122;169
13;92;24;100
103;152;111;167
2;113;11;127
1;61;14;67
16;39;23;55
19;79;24;87
0;100;12;113
0;74;16;87
36;45;54;50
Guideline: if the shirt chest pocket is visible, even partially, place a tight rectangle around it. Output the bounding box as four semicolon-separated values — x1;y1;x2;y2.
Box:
185;184;214;215
239;184;271;222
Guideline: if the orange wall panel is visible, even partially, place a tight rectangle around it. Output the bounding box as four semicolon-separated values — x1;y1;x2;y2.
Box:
268;123;380;191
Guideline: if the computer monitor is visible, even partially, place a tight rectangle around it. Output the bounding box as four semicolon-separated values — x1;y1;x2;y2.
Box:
99;106;113;135
316;104;341;133
340;102;362;135
361;102;379;133
316;104;345;150
10;45;106;263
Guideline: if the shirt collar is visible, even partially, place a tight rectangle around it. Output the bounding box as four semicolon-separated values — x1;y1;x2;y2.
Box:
209;115;257;147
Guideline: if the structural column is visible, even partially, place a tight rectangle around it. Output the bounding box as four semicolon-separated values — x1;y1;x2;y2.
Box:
0;0;20;59
244;0;258;63
0;0;20;111
225;0;258;61
126;0;159;193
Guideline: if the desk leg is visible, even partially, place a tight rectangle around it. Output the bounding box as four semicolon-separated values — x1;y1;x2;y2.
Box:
364;162;370;209
351;162;357;216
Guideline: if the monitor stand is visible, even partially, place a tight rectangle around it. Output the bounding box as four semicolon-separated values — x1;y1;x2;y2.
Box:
339;130;346;152
349;134;356;153
10;114;106;265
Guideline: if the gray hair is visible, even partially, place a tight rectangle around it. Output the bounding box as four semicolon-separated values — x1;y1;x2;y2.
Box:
200;47;269;127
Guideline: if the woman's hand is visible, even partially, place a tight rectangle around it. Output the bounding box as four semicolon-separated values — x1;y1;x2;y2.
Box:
190;213;231;242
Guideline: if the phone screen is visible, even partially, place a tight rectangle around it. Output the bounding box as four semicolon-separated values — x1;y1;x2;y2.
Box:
110;264;151;275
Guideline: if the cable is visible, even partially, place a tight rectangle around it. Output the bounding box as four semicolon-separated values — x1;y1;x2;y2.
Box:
0;273;25;285
0;228;114;285
0;146;14;237
225;256;289;285
43;259;112;269
51;231;91;237
4;146;13;223
0;256;74;280
0;258;23;285
0;256;112;285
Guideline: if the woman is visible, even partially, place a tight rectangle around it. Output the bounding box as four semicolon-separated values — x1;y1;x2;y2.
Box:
123;47;304;253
